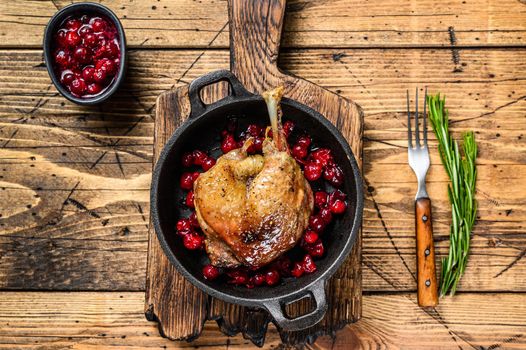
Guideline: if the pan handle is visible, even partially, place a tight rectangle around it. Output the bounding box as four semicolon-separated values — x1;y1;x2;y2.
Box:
188;70;252;118
262;279;328;332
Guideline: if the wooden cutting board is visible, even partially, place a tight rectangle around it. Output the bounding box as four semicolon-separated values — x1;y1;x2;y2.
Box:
145;0;363;346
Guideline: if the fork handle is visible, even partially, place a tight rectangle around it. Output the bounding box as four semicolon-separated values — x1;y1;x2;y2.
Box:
415;197;439;308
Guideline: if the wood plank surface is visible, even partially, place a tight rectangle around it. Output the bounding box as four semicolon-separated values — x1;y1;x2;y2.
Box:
2;0;526;48
0;48;524;293
0;291;525;349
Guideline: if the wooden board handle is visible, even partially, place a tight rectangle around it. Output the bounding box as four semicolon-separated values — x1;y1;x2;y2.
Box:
228;0;286;91
415;198;438;308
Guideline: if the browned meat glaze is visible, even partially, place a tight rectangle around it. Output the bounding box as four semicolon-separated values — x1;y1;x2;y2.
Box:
194;86;314;268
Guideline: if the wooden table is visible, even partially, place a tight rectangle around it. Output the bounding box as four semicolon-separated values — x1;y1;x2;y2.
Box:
1;1;525;348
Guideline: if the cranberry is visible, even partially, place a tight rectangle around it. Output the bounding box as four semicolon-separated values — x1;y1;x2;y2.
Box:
54;50;71;67
323;163;344;187
56;29;68;47
60;71;75;85
227;269;248;285
291;262;304;278
319;208;333;224
78;25;93;37
252;273;266;286
296;135;311;148
93;69;107;83
73;47;90;64
304;230;319;244
185;191;195;208
176;218;192;232
253;137;264;152
65;18;81;31
329;190;346;205
86;83;102;95
314;191;328;208
330;199;347;214
306;240;325;258
203;264;221;280
311;148;333;167
246;124;262;137
309;215;326;233
304;162;322;182
192;150;207;166
96;58;117;75
202;157;216;171
189;212;200;228
183;233;203;250
181;152;194;167
105;40;119;58
221;134;238;153
292;144;307;160
65;31;81;47
69;78;86;96
265;270;280;286
303;254;317;273
283;120;295;138
91;18;107;32
81;66;95;82
93;46;107;59
180;172;197;190
83;33;98;47
272;256;291;276
191;172;200;182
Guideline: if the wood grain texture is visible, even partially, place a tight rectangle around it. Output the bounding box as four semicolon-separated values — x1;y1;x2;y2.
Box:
2;0;526;48
0;48;524;293
415;198;438;308
146;0;363;345
0;291;525;349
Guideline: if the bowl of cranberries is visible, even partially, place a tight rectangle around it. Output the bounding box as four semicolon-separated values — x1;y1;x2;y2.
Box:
151;71;363;331
43;2;126;105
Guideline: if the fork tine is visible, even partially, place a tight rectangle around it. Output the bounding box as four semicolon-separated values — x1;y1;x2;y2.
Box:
406;90;412;148
423;86;428;146
414;87;420;147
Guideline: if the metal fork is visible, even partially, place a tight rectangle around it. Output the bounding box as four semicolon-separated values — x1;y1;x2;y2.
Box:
407;87;438;308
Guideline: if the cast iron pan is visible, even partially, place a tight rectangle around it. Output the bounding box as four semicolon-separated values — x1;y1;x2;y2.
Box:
151;70;363;331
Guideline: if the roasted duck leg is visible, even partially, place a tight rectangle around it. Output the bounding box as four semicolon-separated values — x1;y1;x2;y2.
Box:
194;86;313;268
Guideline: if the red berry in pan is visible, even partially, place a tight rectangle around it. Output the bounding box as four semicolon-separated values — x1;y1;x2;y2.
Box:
323;163;344;187
221;134;238;153
60;71;75;85
54;50;71;67
265;270;280;286
185;191;195;208
304;162;322;181
309;215;326;233
176;218;192;232
292;144;307;160
303;230;319;244
181;152;194;167
78;25;93;37
202;157;216;171
328;190;346;205
192;150;207;166
283;120;295;138
252;273;266;286
183;233;204;250
203;264;221;281
311;148;333;167
180;172;196;190
303;254;317;274
227;269;248;285
319;207;333;224
296;135;311;148
65;18;81;31
291;262;304;278
81;66;95;82
307;240;325;258
314;191;328;208
189;212;200;228
246;124;262;137
330;199;347;214
83;33;98;47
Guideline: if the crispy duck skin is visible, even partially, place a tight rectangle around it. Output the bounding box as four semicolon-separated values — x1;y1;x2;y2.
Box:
194;86;313;268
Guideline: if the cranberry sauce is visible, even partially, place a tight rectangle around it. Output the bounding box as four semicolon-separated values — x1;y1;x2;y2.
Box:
175;120;348;288
52;14;120;98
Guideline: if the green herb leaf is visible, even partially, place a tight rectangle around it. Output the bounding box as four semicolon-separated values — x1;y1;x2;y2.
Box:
426;94;478;297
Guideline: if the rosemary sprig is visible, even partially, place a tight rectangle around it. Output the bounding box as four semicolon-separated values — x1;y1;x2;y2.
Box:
426;93;478;297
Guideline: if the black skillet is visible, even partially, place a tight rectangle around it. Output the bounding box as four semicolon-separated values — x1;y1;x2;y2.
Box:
150;70;363;331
